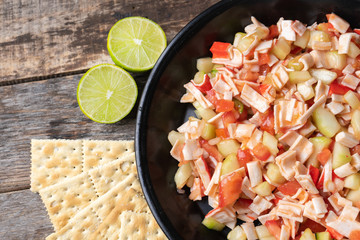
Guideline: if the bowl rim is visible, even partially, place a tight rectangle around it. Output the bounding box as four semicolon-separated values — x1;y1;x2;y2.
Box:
135;0;243;239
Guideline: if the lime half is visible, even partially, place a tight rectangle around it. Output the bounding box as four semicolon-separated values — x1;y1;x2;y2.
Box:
77;64;138;123
107;16;167;72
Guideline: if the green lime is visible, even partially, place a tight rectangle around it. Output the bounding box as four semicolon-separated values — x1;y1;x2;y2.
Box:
77;64;138;123
107;16;167;72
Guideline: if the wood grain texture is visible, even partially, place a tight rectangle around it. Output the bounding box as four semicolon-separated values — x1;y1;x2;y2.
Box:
0;73;147;193
0;0;220;83
0;189;53;240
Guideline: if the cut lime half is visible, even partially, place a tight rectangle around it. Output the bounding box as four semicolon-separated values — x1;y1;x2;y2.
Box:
77;64;138;123
107;16;167;72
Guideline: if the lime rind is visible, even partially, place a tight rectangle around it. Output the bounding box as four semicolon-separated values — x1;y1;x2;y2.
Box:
77;64;138;124
107;16;167;72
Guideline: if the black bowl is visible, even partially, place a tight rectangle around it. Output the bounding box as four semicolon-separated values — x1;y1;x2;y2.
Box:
136;0;360;239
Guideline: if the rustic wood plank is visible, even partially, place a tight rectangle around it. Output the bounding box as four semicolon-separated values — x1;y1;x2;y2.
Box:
0;73;147;193
0;189;53;240
0;0;219;83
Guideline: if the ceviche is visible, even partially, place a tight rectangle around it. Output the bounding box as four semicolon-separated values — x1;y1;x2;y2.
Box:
168;13;360;240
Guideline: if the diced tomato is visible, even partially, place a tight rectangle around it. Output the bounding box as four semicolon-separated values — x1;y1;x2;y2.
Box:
272;196;282;205
329;139;336;152
328;82;352;95
205;89;218;106
290;46;302;55
298;219;326;234
210;41;231;59
234;198;253;209
259;110;275;135
239;70;259;81
222;111;237;127
259;64;270;75
309;165;320;185
191;74;212;93
350;230;360;240
351;145;360;155
218;171;243;207
327;227;343;240
278;180;302;196
317;148;331;166
267;25;279;40
216;99;234;112
252;143;272;161
259;53;270;65
238;108;248;122
331;68;343;77
237;148;253;169
215;128;228;139
265;220;282;240
200;139;224;162
355;29;360;35
317;170;325;190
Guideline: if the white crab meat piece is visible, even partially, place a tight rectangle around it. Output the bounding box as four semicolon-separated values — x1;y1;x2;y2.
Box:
241;222;258;240
303;200;325;221
182;139;201;161
315;80;330;104
276;200;304;222
327;13;350;33
312;196;328;215
298;121;317;137
194;157;211;189
289;135;314;163
332;94;345;103
291;20;306;36
213;47;244;68
336;131;359;148
310;50;327;68
339;205;360;222
237;214;256;223
275;65;289;88
255;40;273;52
241;84;270;113
334;162;357;178
326;220;360;238
249;196;273;215
280;20;296;41
247;128;263;150
352;153;360;171
184;82;213;109
325;211;338;223
323;158;335;193
204;162;222;195
208;195;218;209
206;206;237;229
299;53;314;71
226;123;237;139
331;36;339;50
258;212;279;225
247;160;263;187
343;64;356;75
291;188;309;204
295;174;319;194
279;130;300;146
280;224;291;240
180;91;195;103
241;176;256;199
218;68;240;96
341;74;360;90
338;33;359;54
189;177;202;201
297;95;327;124
249;112;261;127
312;41;332;51
326;101;345;115
268;53;279;67
283;218;299;239
213;79;231;94
170;140;184;162
235;124;256;141
208;112;224;128
327;192;352;214
275;150;297;180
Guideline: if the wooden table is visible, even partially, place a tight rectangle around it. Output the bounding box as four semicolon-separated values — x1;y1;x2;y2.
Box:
0;1;219;239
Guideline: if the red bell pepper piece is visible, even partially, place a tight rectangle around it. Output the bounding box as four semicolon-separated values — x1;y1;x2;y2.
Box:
191;74;212;93
199;139;223;162
309;165;320;185
218;171;243;207
327;227;343;240
328;82;352;95
265;220;282;240
210;42;231;59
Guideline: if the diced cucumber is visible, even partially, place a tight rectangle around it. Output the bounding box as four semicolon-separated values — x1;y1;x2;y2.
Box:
256;225;273;238
217;139;241;157
193;101;217;121
233;32;247;47
300;228;316;240
287;55;304;71
193;71;205;84
344;91;360;109
315;231;331;240
310;69;337;85
263;131;279;156
297;82;315;101
227;226;246;240
197;57;213;73
201;123;216;140
307;136;332;168
308;30;330;48
237;35;256;53
168;130;185;146
351;109;360;140
254;181;272;196
289;71;312;84
325;51;346;70
294;29;310;49
344;173;360;190
221;153;241;176
346;189;360;204
348;41;360;59
174;163;192;189
332;142;352;169
266;163;286;184
312;107;341;138
202;217;225;231
271;37;291;60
